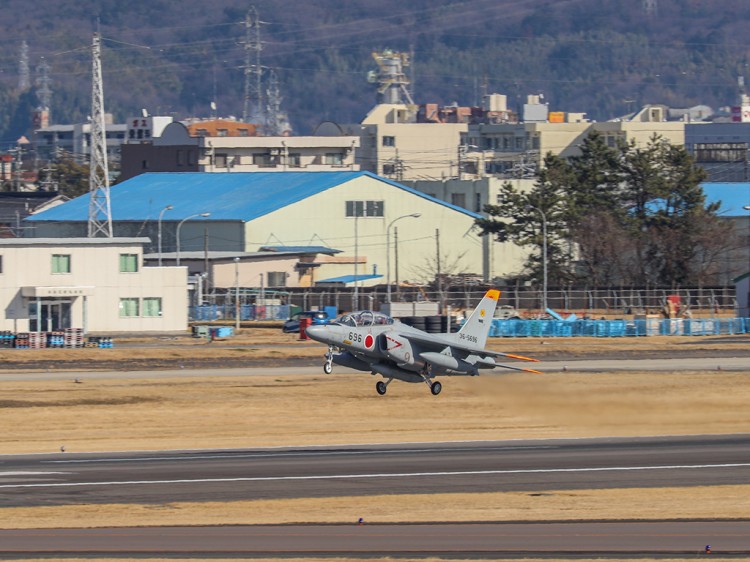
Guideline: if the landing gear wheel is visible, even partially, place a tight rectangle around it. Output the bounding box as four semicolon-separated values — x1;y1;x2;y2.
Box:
430;381;442;396
323;361;332;374
376;381;388;395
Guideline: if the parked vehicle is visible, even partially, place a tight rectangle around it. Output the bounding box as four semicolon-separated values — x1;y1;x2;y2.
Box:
494;305;522;320
282;310;331;333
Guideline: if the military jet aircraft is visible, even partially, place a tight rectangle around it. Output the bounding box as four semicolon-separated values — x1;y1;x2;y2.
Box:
304;289;541;396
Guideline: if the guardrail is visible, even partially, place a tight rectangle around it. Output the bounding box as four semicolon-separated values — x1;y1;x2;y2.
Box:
489;317;750;337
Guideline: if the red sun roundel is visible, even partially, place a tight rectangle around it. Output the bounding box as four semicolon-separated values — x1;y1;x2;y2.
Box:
364;334;374;349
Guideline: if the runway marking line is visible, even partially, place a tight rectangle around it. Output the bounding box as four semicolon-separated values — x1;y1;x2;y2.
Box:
0;462;748;489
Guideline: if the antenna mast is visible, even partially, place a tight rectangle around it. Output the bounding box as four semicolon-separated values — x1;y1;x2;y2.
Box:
88;32;113;238
242;6;264;127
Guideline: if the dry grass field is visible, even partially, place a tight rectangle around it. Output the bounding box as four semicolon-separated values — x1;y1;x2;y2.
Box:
1;331;749;556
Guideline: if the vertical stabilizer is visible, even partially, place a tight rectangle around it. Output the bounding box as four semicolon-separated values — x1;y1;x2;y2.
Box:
456;289;500;349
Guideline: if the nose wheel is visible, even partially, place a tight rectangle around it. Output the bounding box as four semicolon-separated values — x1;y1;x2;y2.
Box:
430;381;442;396
323;346;334;374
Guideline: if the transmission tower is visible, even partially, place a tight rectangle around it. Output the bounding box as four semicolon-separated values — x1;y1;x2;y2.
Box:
265;70;281;136
18;40;30;91
35;57;52;110
242;6;265;127
87;33;113;238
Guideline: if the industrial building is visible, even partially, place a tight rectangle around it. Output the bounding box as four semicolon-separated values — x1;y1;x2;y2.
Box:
25;171;527;289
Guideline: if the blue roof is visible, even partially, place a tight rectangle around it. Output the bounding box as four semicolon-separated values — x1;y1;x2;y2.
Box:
316;274;383;284
27;171;480;222
701;183;750;217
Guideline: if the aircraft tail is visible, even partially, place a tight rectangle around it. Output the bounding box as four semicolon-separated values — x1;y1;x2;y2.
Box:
456;289;500;349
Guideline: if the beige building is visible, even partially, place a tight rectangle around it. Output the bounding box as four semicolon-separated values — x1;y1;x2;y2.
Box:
462;105;686;180
345;104;468;180
120;119;359;180
0;238;187;333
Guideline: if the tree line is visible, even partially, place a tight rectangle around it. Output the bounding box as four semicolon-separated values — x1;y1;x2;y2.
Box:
476;132;737;289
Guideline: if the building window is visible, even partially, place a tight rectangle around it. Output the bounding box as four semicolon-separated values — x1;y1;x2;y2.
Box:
217;129;228;137
119;254;138;273
176;150;184;166
451;193;466;208
267;271;287;287
253;153;276;167
345;200;385;217
325;152;343;166
475;193;482;213
142;298;162;317
695;142;748;163
215;153;228;168
382;136;396;147
238;128;249;137
366;200;384;216
346;200;363;217
119;298;139;318
52;254;71;274
0;255;3;274
288;153;301;167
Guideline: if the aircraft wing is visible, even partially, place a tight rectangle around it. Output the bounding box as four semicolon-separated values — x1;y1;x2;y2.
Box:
398;331;539;363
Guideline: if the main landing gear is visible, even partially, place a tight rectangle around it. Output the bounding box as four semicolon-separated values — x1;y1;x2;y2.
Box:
375;378;393;395
421;365;442;396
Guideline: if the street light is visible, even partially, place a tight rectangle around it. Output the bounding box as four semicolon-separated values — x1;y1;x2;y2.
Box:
176;212;211;266
526;205;548;313
386;213;421;303
157;204;173;266
353;210;360;311
234;257;240;332
744;205;750;317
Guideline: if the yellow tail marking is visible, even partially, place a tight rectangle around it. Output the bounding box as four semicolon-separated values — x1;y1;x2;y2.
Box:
504;352;540;363
485;289;501;301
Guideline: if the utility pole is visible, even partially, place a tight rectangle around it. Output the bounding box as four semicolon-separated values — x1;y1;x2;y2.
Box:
436;228;442;311
242;6;264;128
87;32;113;237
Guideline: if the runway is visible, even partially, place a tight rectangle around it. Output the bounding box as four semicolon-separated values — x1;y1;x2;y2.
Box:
1;435;749;507
2;358;749;557
1;521;748;557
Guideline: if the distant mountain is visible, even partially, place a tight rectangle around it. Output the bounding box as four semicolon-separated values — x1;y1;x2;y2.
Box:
2;0;750;147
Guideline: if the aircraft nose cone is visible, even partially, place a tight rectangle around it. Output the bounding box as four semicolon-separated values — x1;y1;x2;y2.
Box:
304;324;325;341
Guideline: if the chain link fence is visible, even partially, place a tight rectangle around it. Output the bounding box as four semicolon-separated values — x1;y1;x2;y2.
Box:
191;285;739;321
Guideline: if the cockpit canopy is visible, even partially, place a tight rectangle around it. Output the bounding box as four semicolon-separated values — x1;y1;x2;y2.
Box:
334;310;394;327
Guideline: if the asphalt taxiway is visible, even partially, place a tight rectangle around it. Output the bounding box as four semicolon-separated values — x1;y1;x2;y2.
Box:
1;520;748;557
